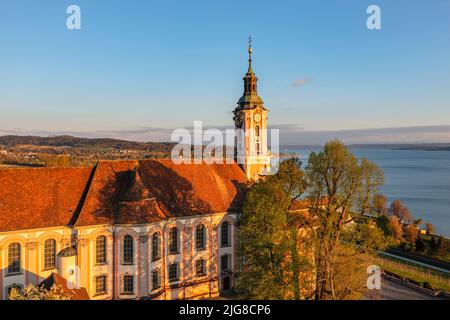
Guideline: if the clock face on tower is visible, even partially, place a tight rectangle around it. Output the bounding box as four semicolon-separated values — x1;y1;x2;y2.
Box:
254;113;261;123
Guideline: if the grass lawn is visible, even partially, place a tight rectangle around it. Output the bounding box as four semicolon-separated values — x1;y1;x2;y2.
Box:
374;256;450;292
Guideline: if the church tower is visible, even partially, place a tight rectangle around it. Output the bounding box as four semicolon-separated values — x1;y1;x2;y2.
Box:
233;37;272;181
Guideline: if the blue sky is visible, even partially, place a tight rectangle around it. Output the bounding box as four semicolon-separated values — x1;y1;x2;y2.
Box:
1;0;450;143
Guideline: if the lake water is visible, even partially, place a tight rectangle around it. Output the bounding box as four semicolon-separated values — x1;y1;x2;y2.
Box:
280;147;450;237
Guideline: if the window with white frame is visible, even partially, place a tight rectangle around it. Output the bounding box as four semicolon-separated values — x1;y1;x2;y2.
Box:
151;232;161;261
169;227;178;254
195;259;206;276
7;242;21;274
221;221;230;247
96;235;107;264
168;263;178;282
122;235;134;265
152;268;161;290
196;224;206;251
44;238;56;270
122;274;134;294
95;275;107;295
220;254;230;272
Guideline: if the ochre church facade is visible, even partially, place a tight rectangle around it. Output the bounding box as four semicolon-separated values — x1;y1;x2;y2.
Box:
0;43;271;300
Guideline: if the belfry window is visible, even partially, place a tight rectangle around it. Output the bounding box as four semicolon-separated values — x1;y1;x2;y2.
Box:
255;125;260;137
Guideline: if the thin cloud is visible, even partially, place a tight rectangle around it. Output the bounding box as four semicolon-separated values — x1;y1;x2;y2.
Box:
292;77;312;87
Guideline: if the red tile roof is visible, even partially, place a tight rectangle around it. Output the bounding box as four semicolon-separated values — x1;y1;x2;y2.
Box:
0;160;248;232
39;272;90;300
0;167;92;232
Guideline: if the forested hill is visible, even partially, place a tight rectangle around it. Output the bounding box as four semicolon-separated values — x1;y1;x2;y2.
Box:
0;135;175;152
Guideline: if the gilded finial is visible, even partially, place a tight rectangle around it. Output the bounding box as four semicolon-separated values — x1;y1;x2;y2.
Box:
248;35;253;55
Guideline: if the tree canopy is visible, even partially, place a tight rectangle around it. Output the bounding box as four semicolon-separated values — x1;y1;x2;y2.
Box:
237;140;391;300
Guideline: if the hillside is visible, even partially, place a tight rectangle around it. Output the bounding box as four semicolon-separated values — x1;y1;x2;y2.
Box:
0;135;175;151
0;135;175;167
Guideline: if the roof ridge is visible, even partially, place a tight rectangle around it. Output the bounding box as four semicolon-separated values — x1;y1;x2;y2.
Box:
67;161;99;227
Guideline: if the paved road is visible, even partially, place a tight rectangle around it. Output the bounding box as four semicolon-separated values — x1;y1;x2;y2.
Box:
364;277;447;300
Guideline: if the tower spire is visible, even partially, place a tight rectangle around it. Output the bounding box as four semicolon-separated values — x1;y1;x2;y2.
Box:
247;35;253;74
233;36;272;181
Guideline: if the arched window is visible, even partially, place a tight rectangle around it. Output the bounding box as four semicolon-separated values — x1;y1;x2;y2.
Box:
255;142;261;155
96;235;107;264
196;224;205;251
44;238;56;269
8;242;21;274
152;232;161;261
169;227;178;254
221;222;230;248
122;235;134;265
255;125;260;137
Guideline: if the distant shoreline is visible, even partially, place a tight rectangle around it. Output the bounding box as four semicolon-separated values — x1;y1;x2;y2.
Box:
281;143;450;152
1;135;450;152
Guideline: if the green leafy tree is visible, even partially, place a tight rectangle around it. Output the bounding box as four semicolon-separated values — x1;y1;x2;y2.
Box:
415;235;426;252
430;237;439;255
306;140;387;300
237;158;312;299
437;237;448;259
376;214;392;236
238;141;389;300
